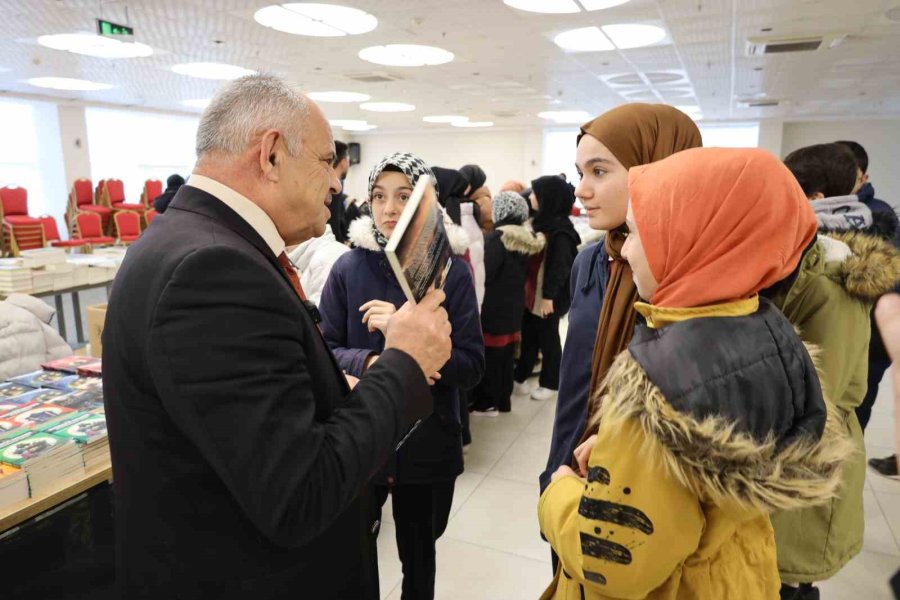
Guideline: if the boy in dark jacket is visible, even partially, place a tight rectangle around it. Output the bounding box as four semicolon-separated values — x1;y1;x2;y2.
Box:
514;176;580;402
472;192;545;416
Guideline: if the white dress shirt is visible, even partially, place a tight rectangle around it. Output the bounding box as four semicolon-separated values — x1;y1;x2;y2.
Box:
186;174;286;258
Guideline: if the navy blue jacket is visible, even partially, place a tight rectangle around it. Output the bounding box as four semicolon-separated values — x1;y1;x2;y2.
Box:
858;182;900;247
319;244;485;483
539;240;609;492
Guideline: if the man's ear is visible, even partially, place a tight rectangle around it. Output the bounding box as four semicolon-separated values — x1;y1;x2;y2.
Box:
259;129;280;181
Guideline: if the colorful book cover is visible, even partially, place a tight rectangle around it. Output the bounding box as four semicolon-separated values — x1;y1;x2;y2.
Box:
0;463;21;479
41;356;102;374
47;411;107;443
1;403;75;430
4;389;67;406
7;370;73;389
42;376;101;393
0;382;34;399
48;390;103;412
75;361;102;378
0;430;66;466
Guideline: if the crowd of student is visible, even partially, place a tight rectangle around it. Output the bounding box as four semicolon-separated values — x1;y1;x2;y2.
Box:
102;75;900;600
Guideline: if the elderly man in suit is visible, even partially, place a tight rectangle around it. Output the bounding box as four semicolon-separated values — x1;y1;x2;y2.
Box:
103;74;452;600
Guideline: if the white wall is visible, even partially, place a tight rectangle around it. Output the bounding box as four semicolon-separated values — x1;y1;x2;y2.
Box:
343;128;544;203
782;118;900;211
58;105;92;188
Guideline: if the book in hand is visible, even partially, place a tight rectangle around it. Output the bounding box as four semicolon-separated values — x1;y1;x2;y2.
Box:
384;177;453;303
42;356;102;374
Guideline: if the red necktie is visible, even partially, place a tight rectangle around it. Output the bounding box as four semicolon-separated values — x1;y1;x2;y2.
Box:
277;252;308;302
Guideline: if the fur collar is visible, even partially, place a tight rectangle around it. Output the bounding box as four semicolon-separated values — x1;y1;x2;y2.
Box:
822;231;900;301
348;214;471;255
497;225;545;255
595;350;851;514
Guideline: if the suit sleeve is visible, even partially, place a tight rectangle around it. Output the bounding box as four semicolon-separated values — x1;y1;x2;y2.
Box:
543;234;578;302
539;418;704;598
318;255;376;376
147;245;430;548
436;261;485;391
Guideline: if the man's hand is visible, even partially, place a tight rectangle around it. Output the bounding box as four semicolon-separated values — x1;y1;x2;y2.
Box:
573;434;598;477
384;289;452;380
360;300;397;335
540;299;554;318
551;465;580;483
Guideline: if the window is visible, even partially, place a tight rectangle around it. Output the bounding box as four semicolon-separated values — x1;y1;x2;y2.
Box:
697;122;760;148
0;98;66;217
86;107;199;201
542;128;581;203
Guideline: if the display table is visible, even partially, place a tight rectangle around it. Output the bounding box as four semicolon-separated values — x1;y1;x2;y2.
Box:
0;281;113;345
0;460;111;535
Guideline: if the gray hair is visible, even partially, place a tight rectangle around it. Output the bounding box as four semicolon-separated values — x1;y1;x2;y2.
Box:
196;73;311;158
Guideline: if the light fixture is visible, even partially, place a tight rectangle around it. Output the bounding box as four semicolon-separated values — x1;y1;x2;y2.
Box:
38;33;153;59
452;121;494;128
601;24;666;49
359;44;454;67
554;23;666;52
25;77;113;91
360;101;415;112
423;115;469;124
503;0;630;13
538;110;593;124
254;3;377;37
307;91;371;103
183;99;211;109
554;27;615;52
171;62;256;80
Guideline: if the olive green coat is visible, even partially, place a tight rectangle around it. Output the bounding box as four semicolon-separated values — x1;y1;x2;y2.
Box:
768;232;900;584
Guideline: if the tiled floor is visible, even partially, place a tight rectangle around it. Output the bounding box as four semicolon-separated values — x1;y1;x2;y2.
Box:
376;366;900;599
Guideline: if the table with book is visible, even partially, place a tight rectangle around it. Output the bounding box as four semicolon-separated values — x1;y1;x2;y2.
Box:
0;247;126;344
0;356;110;534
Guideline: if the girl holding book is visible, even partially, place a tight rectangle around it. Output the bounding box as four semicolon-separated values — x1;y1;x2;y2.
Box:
318;152;485;600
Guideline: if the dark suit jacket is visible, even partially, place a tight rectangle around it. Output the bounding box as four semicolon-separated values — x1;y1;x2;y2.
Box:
102;184;431;599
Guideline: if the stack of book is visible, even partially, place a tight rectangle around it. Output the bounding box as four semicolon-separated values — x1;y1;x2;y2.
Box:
0;262;33;295
48;263;76;291
20;248;67;269
0;463;28;510
69;263;91;287
0;428;84;497
30;269;54;294
8;369;76;390
42;356;102;375
66;256;117;285
45;409;109;470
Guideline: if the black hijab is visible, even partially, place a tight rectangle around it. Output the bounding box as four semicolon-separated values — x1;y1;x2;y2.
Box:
531;175;576;235
432;166;469;225
459;164;486;196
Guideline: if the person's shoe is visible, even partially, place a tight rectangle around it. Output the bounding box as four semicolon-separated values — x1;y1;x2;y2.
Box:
513;380;537;396
780;584;819;600
531;387;558;401
471;407;500;418
868;454;899;479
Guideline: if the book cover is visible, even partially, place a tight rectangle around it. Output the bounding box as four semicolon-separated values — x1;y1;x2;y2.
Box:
47;411;107;443
3;389;67;406
1;403;75;430
0;463;21;479
7;370;73;389
0;382;34;399
48;390;104;412
41;356;102;374
0;430;66;466
384;178;453;303
75;360;102;378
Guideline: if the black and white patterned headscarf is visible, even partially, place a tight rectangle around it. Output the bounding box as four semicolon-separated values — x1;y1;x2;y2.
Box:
367;152;439;248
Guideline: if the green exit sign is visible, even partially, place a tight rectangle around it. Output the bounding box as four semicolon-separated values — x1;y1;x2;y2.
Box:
97;19;134;40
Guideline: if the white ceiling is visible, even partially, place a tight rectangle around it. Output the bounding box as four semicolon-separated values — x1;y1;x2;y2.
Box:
0;0;898;132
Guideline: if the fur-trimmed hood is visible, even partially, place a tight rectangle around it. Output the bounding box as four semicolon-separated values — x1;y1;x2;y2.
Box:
348;214;470;255
822;231;900;301
497;224;544;255
595;302;851;515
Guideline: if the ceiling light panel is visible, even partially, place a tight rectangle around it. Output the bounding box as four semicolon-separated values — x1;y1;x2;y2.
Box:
601;24;666;50
358;45;454;67
307;91;371;102
554;27;615;52
452;121;494;128
171;62;256;80
38;33;153;59
578;0;632;9
254;3;377;37
26;77;113;91
503;0;580;13
423;115;469;123
360;102;416;112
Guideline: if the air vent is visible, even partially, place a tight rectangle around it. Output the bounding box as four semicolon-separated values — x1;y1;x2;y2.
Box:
746;33;846;56
492;110;519;118
737;98;781;108
345;71;405;83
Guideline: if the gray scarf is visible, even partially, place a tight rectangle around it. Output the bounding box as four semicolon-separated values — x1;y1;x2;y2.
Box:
813;195;873;231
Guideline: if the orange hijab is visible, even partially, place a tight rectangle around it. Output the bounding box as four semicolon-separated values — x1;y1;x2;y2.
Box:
629;147;818;308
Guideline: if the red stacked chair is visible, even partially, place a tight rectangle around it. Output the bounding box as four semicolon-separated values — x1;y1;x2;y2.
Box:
114;211;142;245
39;216;90;252
74;212;116;248
100;179;146;214
67;179;112;236
141;179;163;209
145;208;159;225
1;186;45;256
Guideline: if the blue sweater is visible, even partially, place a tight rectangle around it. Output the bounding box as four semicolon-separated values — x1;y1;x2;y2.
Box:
539;240;609;492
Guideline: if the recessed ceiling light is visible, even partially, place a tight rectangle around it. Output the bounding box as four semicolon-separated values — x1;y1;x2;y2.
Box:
423;115;469;123
360;101;416;112
601;24;666;49
25;77;113;91
171;62;256;80
579;0;632;9
307;91;371;103
538;110;593;123
452;121;494;128
330;119;367;127
554;27;615;52
183;99;211;109
358;44;454;67
503;0;580;13
38;33;153;59
254;3;377;37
